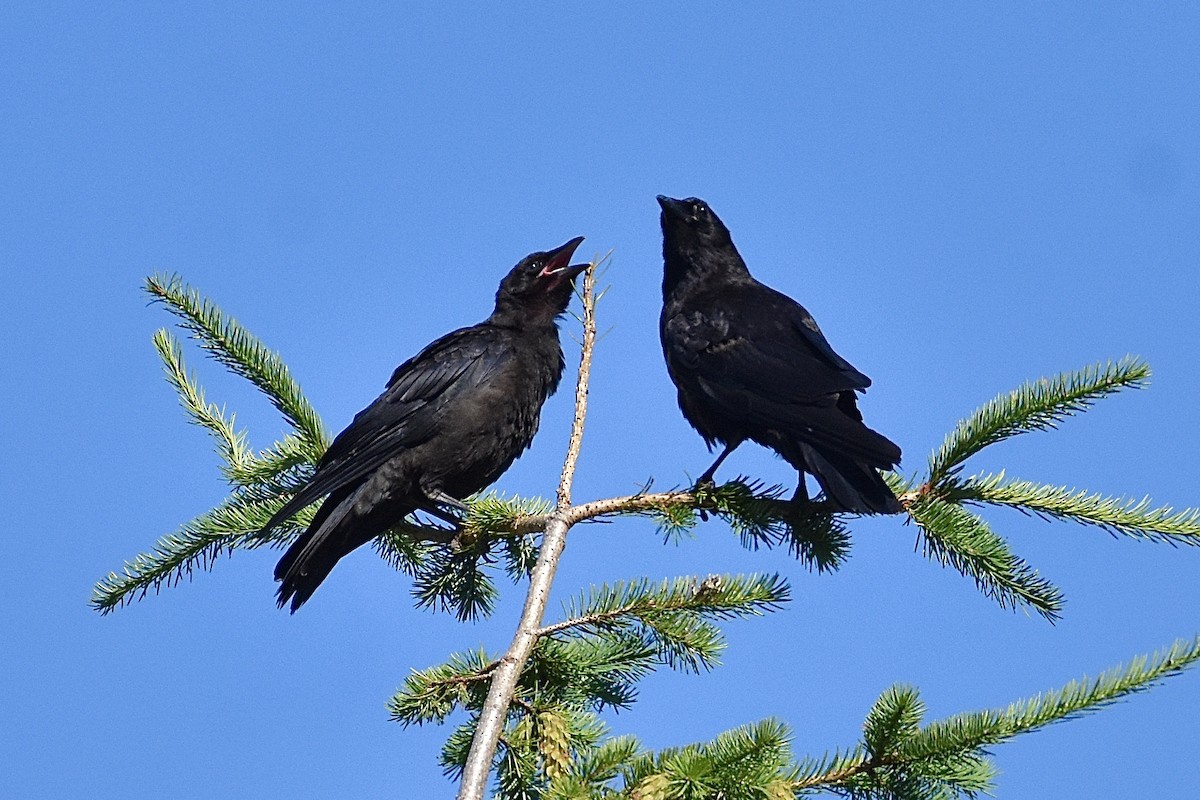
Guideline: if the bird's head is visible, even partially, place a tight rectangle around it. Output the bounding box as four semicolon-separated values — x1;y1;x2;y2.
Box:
657;195;744;293
492;237;588;325
657;196;734;250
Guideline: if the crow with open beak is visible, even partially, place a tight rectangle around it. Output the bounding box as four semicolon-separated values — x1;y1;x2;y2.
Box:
267;237;588;611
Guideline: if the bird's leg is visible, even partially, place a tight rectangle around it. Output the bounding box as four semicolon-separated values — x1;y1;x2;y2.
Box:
791;472;809;504
421;489;469;526
695;442;739;488
426;489;468;512
423;505;465;526
694;442;740;522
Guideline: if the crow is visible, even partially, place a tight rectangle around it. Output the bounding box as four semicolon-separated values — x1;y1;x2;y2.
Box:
657;196;901;514
265;237;587;611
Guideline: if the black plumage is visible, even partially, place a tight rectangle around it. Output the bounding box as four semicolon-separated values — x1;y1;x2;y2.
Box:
266;237;587;611
657;196;901;514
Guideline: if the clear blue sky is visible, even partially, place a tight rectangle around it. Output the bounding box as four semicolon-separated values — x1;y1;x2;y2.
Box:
4;4;1198;798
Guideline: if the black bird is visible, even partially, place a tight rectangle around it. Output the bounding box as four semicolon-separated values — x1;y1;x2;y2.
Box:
657;196;901;514
266;238;588;611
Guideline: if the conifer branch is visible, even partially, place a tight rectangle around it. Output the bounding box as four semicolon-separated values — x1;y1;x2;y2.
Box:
155;325;322;496
225;435;317;489
489;483;850;573
93;492;455;614
91;493;309;614
541;573;789;639
904;635;1200;759
374;529;436;576
536;574;789;673
624;718;796;800
529;636;658;711
461;493;556;537
928;357;1150;484
153;328;251;476
412;539;501;621
113;271;1198;796
948;472;1200;545
145;273;329;457
544;736;641;800
389;648;497;726
620;637;1200;797
788;635;1200;796
906;494;1064;620
861;684;924;759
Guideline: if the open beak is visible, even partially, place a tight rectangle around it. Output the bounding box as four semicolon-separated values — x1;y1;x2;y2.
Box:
539;236;587;283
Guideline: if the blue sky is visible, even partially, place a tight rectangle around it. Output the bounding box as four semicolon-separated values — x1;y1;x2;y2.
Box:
3;3;1198;798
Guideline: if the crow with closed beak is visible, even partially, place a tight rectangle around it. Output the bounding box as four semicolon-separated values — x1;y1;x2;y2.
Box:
657;196;901;514
266;237;588;611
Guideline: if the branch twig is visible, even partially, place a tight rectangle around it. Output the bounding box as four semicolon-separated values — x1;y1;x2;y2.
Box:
456;260;600;800
492;488;912;534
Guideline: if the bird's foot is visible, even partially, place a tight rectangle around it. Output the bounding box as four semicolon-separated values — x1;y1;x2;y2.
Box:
426;489;469;512
691;477;719;522
421;496;468;527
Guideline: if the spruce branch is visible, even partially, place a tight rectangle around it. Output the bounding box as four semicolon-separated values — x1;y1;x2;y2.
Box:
501;534;542;582
389;648;497;726
538;574;789;673
225;434;317;489
489;481;851;573
526;635;658;711
496;716;541;800
484;707;611;800
395;638;650;783
462;492;555;539
442;720;482;780
947;471;1200;545
904;634;1200;760
791;746;869;795
374;530;435;577
145;273;329;458
544;735;642;800
91;493;310;614
115;270;1198;796
907;494;1064;621
928;356;1150;484
789;635;1200;796
385;499;557;620
458;256;603;800
413;538;501;622
94;490;458;614
546;573;789;635
152;328;251;477
624;718;796;800
862;685;924;759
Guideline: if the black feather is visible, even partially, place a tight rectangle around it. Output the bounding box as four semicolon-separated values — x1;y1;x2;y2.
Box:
264;238;587;611
657;195;901;514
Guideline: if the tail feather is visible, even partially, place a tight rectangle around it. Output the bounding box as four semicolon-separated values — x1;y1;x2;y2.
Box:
796;441;902;515
274;490;376;613
262;483;328;538
751;394;901;469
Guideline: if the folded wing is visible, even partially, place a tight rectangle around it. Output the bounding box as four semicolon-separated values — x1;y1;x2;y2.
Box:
664;284;899;468
264;326;511;530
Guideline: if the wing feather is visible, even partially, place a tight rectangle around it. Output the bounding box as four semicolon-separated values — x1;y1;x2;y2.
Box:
663;284;897;466
264;325;509;529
